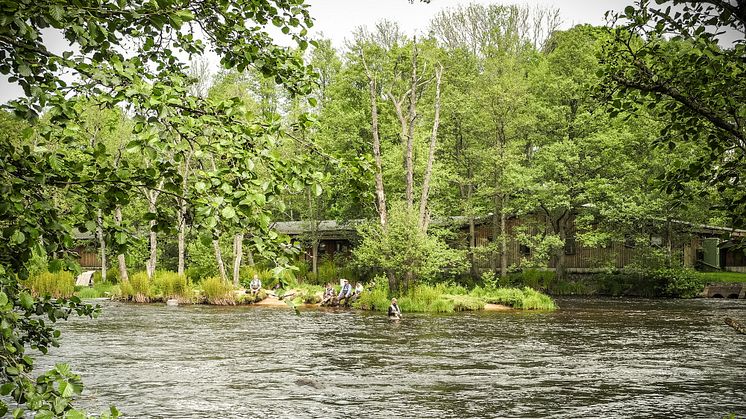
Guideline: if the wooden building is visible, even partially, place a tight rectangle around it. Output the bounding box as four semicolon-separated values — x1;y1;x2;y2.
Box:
273;216;746;273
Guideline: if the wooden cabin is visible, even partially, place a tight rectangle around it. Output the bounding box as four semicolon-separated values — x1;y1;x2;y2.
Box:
272;216;746;274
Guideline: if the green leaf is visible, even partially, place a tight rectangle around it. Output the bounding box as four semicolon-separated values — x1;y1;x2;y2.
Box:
10;230;25;245
0;291;7;307
0;383;14;396
221;206;236;219
19;292;34;309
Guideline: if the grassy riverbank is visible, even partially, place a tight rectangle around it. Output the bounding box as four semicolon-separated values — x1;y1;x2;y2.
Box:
27;270;556;312
354;282;556;313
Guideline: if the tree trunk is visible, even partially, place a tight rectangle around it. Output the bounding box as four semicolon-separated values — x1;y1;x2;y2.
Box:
555;217;568;281
177;205;186;276
405;38;418;209
491;208;499;274
418;63;443;231
246;241;255;267
97;209;106;282
177;154;192;277
147;194;157;279
232;233;243;287
213;237;227;282
114;205;128;282
469;216;477;279
312;240;319;274
145;182;163;279
367;74;387;226
500;203;508;278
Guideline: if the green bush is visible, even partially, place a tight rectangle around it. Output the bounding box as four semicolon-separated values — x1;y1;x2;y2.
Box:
92;266;120;284
353;277;391;311
444;294;485;311
75;280;115;299
201;277;235;305
398;284;455;313
239;289;268;304
119;271;151;302
549;280;591;296
656;268;704;298
151;270;192;301
472;286;556;310
292;284;324;304
24;271;75;298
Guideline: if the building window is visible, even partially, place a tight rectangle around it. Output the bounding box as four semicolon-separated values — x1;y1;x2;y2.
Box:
564;237;576;255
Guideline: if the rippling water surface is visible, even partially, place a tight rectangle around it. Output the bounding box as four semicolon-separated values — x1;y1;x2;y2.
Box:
38;298;745;418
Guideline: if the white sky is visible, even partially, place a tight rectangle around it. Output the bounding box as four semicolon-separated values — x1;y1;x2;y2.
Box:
0;0;631;103
306;0;631;48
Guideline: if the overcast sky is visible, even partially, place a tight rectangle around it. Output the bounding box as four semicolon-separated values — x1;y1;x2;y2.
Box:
1;0;632;103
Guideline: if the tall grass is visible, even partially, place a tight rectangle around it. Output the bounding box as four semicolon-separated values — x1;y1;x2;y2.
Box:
119;271;151;302
290;284;325;305
473;286;556;310
201;277;235;305
24;271;75;298
75;280;116;299
444;294;485;311
353;282;390;311
398;284;455;313
151;271;192;302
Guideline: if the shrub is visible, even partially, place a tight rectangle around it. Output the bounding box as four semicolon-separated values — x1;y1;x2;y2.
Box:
24;271;75;298
474;286;556;310
657;268;704;298
201;277;235;305
444;294;485;311
241;289;268;304
353;277;391;312
92;266;120;284
151;271;192;302
119;271;150;302
75;280;115;299
292;284;324;304
398;284;455;313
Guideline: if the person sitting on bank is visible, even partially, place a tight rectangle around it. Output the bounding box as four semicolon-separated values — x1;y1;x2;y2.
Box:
249;274;262;296
321;282;336;306
336;279;352;306
388;298;402;320
349;282;364;303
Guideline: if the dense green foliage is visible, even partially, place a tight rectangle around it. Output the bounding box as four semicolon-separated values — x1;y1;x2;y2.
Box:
0;0;321;415
1;0;743;415
602;0;746;227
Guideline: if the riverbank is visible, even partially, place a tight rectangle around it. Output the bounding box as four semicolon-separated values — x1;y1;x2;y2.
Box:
248;294;514;311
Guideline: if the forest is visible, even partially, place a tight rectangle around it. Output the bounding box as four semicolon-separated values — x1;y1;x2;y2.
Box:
1;0;744;416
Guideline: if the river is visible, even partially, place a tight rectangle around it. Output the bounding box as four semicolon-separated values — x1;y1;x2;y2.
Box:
35;298;745;418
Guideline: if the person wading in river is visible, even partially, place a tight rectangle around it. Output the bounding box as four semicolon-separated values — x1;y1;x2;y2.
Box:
388;298;402;320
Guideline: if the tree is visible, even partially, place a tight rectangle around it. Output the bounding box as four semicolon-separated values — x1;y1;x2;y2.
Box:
602;0;746;226
0;0;321;416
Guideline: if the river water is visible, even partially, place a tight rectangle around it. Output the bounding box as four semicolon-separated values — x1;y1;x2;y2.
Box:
36;298;745;418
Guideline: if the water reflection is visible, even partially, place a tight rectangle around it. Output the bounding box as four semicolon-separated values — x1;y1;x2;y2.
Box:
37;298;746;418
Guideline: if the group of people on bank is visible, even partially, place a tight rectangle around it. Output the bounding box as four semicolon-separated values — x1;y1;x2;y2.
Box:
320;279;363;307
246;274;401;320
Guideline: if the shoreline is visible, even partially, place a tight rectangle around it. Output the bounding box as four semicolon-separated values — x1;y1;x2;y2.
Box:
101;293;516;312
